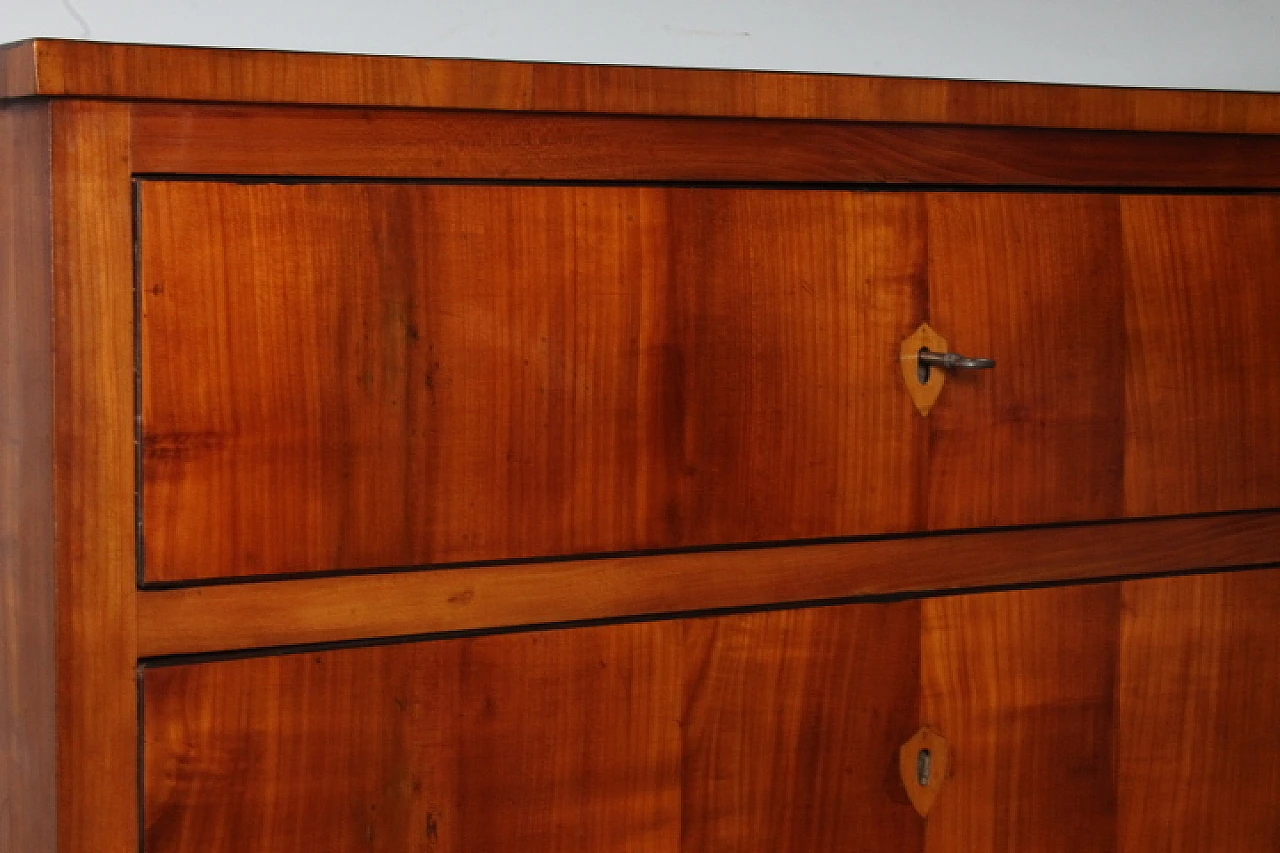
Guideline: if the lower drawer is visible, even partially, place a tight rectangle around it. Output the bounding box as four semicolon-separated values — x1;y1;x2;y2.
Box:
141;567;1280;853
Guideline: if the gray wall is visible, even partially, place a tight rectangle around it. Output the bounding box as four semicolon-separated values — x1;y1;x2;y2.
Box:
2;0;1278;89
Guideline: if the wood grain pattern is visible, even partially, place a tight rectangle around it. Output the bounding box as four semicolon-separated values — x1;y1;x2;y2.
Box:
130;105;1280;187
3;44;1277;853
1122;195;1280;517
680;606;921;851
3;39;1280;134
451;623;681;852
135;512;1280;658
923;567;1280;853
142;603;921;853
50;100;139;853
922;583;1122;853
0;40;37;97
926;193;1126;528
1118;571;1280;850
141;182;1280;583
0;101;56;853
139;183;924;581
142;567;1280;851
657;190;925;546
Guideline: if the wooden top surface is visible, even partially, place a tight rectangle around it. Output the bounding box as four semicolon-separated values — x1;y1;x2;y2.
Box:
3;38;1280;133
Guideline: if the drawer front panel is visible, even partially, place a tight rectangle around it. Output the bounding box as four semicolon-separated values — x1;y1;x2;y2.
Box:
924;193;1127;528
141;567;1280;853
1122;196;1280;516
140;184;927;581
922;567;1280;852
139;184;1280;581
142;604;922;853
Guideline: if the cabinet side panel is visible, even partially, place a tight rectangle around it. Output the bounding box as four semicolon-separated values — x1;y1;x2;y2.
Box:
51;101;139;853
1118;569;1280;851
0;101;56;853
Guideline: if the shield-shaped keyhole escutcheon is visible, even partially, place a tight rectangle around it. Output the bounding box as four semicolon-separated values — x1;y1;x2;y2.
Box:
900;323;948;416
900;726;951;818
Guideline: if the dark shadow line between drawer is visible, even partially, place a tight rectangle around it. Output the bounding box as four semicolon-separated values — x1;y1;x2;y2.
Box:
137;557;1280;670
130;174;1280;195
135;506;1280;591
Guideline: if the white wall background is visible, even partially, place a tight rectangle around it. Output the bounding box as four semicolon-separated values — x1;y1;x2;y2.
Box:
2;0;1278;90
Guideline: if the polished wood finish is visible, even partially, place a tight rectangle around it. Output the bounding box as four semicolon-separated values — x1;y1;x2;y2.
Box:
131;105;1280;187
135;512;1280;657
1118;571;1280;849
3;42;1279;853
5;39;1280;134
139;184;924;581
0;40;37;96
50;101;139;853
1122;195;1280;517
142;604;921;853
0;100;56;853
679;606;920;851
141;183;1280;582
143;567;1280;852
926;193;1126;528
928;190;1280;525
922;567;1280;853
923;583;1122;853
0;97;141;853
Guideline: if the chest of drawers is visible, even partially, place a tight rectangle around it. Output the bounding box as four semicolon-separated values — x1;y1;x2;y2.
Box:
3;39;1280;853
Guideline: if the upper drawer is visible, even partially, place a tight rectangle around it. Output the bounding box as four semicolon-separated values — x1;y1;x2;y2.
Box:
139;184;1280;583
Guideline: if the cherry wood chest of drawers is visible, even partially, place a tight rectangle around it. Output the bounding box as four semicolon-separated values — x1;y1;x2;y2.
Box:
3;39;1280;853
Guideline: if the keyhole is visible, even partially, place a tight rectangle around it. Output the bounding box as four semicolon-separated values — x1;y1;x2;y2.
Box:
917;348;932;385
917;748;933;787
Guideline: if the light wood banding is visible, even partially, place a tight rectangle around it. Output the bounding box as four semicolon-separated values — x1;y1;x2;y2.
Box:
50;101;140;853
136;512;1280;658
1;39;1279;134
